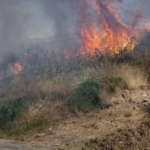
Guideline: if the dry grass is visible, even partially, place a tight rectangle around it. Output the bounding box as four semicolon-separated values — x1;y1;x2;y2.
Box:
1;62;148;102
107;64;148;89
82;119;98;128
124;111;132;118
98;89;111;108
1;67;101;101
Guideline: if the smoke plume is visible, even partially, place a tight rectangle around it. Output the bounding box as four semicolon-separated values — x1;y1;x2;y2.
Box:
0;0;149;57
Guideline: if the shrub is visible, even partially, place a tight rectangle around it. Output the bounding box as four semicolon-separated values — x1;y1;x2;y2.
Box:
71;76;125;111
0;98;28;128
0;105;12;126
95;76;126;92
71;79;100;111
111;64;148;89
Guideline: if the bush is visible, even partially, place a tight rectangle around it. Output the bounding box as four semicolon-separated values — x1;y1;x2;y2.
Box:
110;64;148;89
72;79;100;111
95;76;126;92
71;76;125;111
0;98;28;128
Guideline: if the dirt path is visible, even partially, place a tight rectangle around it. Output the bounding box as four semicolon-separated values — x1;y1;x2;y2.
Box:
0;139;51;150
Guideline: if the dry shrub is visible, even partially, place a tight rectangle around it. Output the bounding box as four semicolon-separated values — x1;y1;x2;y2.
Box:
7;75;43;100
108;64;148;89
82;119;98;128
1;63;147;103
0;66;99;101
99;89;111;108
124;111;132;118
37;67;99;101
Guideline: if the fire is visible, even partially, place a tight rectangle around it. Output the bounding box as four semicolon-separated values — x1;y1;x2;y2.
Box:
9;62;23;74
76;0;150;57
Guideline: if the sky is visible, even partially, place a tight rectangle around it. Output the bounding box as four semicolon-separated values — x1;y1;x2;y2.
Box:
0;0;149;57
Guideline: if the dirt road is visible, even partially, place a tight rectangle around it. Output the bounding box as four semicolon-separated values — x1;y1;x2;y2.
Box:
0;140;51;150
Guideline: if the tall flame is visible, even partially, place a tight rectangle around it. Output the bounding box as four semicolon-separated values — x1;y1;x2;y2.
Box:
76;0;149;56
9;62;23;74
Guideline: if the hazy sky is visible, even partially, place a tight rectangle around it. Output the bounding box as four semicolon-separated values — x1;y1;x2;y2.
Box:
0;0;149;57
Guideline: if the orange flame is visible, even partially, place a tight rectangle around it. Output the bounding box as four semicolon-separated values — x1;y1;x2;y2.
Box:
77;0;149;57
9;62;23;74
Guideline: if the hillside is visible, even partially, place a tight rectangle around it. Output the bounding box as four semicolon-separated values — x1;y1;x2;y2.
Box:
27;87;150;150
1;87;150;150
0;0;150;149
0;50;150;150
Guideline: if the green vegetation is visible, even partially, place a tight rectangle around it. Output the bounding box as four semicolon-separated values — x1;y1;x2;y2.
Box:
72;79;100;111
71;76;126;111
0;98;28;129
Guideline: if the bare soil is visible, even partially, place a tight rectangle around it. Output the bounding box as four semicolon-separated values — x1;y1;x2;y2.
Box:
2;88;150;150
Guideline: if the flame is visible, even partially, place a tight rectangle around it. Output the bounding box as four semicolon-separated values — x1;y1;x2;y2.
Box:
9;62;23;74
76;0;150;57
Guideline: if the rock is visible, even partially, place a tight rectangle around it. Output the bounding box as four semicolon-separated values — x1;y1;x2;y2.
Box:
143;99;148;103
49;127;53;131
143;102;148;106
48;127;53;135
121;94;125;98
125;89;130;94
133;106;139;110
129;98;136;103
121;91;130;100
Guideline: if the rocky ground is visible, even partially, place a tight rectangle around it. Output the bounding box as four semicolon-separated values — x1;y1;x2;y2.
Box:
1;88;150;150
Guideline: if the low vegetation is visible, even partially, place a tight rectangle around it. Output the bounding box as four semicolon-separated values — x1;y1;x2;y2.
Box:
71;79;100;111
0;38;150;143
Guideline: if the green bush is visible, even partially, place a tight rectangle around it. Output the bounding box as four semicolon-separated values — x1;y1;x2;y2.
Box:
72;79;100;111
0;105;12;126
0;98;28;128
71;76;125;111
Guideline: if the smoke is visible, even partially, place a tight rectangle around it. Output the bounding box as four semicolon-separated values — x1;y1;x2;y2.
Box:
0;0;55;57
0;0;149;57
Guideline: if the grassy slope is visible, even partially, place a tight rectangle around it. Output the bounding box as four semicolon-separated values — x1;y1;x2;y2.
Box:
29;88;150;150
0;48;150;149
